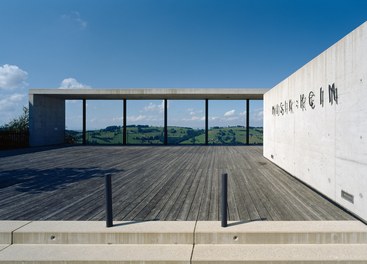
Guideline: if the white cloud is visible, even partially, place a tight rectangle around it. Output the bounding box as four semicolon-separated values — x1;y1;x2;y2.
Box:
59;78;91;89
225;116;240;121
224;109;236;117
191;116;205;121
0;93;27;125
0;93;25;111
128;115;147;122
62;11;87;29
251;109;264;126
0;64;28;90
143;101;164;112
188;109;203;116
183;116;205;121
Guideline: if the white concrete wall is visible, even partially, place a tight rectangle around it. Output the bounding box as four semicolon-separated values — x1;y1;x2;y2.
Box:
29;95;65;146
264;22;367;221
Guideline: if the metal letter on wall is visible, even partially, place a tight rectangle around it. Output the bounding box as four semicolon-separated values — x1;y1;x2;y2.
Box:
328;83;338;105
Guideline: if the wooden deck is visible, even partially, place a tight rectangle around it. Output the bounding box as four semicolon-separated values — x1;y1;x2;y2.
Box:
0;146;355;221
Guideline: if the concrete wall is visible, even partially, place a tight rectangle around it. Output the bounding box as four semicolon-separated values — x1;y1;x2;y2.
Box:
264;22;367;221
29;95;65;146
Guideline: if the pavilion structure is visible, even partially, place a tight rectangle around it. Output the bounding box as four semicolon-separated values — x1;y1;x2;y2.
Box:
29;88;268;146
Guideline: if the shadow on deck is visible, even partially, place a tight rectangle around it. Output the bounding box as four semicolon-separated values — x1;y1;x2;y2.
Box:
0;145;356;221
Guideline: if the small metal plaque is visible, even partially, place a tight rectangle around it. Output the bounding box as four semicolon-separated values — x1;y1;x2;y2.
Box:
341;190;354;204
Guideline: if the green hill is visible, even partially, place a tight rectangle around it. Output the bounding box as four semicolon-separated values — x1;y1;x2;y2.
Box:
65;125;263;145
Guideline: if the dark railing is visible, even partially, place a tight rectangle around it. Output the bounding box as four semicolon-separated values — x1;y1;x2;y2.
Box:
221;173;228;227
104;172;229;228
0;131;29;149
105;174;113;227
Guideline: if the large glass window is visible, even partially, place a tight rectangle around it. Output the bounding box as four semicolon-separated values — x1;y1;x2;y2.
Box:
208;100;247;144
249;100;263;145
126;100;164;144
167;100;205;145
86;100;123;144
65;100;83;144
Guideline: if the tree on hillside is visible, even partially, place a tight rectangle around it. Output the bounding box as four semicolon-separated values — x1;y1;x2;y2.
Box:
1;107;29;132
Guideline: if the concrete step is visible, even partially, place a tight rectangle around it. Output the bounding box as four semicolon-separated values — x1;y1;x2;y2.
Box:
9;220;367;245
0;244;193;263
1;221;367;263
195;221;367;244
13;221;195;244
192;244;367;263
0;221;30;244
1;244;367;263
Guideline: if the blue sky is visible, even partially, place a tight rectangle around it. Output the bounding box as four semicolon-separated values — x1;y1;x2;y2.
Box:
1;0;366;129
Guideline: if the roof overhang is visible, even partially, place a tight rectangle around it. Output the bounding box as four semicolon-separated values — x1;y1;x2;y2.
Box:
29;88;269;100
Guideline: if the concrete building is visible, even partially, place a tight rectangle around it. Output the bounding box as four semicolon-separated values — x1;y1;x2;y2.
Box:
29;22;367;222
29;88;268;146
264;21;367;221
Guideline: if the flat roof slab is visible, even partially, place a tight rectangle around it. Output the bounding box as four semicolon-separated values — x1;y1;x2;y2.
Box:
29;88;269;100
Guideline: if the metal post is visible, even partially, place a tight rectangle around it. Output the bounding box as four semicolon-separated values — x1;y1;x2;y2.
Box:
221;173;228;227
82;99;86;145
246;99;250;145
105;174;113;228
123;99;127;145
205;99;208;145
164;99;168;145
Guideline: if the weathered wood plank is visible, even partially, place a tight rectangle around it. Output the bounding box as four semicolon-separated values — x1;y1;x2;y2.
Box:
0;145;356;221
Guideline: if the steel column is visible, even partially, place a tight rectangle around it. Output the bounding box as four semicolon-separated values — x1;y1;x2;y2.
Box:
205;99;208;145
164;99;168;145
246;99;250;145
82;99;86;145
123;99;127;145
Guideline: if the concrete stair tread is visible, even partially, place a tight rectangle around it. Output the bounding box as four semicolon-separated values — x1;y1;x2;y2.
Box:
192;244;367;262
0;221;30;244
2;221;367;263
196;221;367;233
2;244;367;263
11;220;367;244
14;221;196;233
195;221;367;244
0;244;193;263
13;221;195;244
0;245;9;251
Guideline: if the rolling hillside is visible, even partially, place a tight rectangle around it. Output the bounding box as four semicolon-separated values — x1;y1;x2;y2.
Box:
65;125;263;145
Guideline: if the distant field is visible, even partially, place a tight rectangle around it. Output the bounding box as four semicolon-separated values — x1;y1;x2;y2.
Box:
65;125;263;145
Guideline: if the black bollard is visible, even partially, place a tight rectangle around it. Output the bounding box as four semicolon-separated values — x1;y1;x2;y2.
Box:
221;173;228;227
105;174;113;228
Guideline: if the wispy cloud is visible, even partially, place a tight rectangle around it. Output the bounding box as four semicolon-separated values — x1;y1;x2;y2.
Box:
59;78;91;89
61;11;87;30
224;109;236;117
143;101;164;113
0;64;28;90
128;115;147;122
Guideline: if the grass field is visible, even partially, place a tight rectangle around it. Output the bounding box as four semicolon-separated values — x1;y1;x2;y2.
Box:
65;125;263;145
